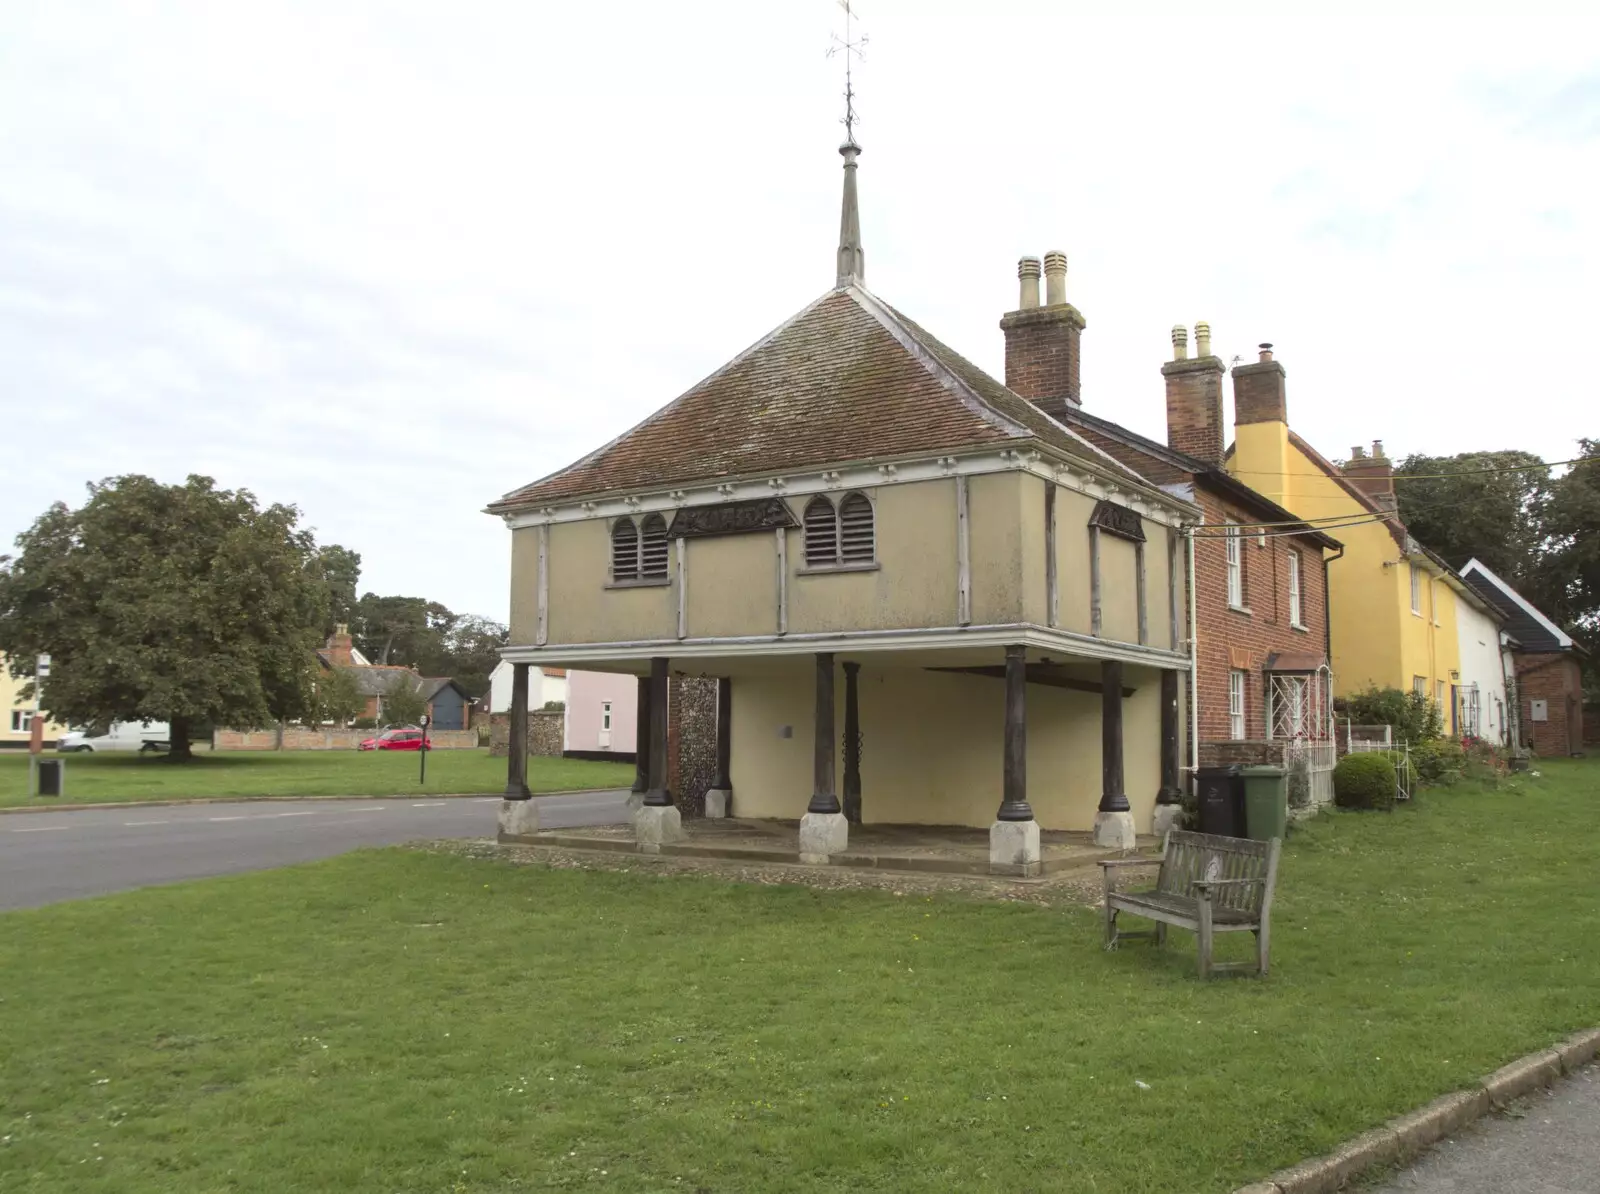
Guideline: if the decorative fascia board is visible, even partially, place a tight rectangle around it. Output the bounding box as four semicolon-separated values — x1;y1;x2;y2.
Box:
499;448;1201;532
499;622;1191;670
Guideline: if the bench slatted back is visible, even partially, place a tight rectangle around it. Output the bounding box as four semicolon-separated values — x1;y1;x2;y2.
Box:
1156;830;1278;917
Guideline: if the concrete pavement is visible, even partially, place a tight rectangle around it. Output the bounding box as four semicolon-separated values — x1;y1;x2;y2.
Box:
1371;1064;1600;1193
0;789;631;910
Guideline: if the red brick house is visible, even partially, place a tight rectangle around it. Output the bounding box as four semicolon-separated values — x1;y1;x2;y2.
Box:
999;259;1339;772
1460;560;1587;757
316;626;472;729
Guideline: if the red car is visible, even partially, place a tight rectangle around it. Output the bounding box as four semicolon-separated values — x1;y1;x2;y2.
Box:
358;728;430;751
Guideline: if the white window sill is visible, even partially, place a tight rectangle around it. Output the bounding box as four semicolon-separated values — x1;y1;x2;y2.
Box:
1290;621;1310;633
605;577;671;590
798;561;880;576
1411;609;1423;618
1227;603;1252;615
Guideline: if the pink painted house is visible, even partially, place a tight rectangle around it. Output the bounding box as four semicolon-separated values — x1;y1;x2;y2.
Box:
563;670;639;757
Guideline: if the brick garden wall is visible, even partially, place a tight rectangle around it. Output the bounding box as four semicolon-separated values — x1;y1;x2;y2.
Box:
668;675;718;818
487;710;565;758
213;728;479;751
1515;654;1585;757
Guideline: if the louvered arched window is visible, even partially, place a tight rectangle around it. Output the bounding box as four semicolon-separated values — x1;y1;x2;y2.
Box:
611;517;640;581
804;492;875;568
640;514;669;579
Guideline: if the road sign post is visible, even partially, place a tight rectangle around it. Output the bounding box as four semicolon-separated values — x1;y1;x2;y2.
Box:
28;654;50;799
419;714;430;785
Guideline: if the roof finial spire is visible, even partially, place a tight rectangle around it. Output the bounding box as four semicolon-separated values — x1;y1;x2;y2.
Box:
828;0;867;287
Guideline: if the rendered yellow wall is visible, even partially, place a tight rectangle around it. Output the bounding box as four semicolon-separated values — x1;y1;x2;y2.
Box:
508;527;541;645
687;531;776;639
0;658;68;744
541;520;677;645
728;664;1164;832
787;480;959;634
1145;527;1174;651
1099;534;1140;644
1233;421;1292;510
1054;488;1097;636
968;473;1024;626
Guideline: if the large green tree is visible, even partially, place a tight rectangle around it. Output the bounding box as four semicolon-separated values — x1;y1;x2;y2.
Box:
309;544;362;636
352;594;456;667
1393;450;1552;584
1539;439;1600;649
441;614;508;697
0;475;328;761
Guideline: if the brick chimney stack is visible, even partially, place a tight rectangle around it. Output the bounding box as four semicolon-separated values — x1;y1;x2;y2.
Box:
1232;342;1288;427
1162;322;1227;465
1344;439;1397;510
326;623;355;666
1000;250;1086;417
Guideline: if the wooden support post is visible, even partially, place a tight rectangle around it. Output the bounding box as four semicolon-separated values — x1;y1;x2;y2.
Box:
997;644;1034;821
712;676;733;791
807;652;840;815
1089;526;1103;636
1157;668;1183;804
642;656;673;807
632;674;650;794
504;662;531;799
1099;659;1130;812
842;662;862;823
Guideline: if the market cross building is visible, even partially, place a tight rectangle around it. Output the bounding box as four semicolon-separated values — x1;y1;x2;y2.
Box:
486;138;1200;871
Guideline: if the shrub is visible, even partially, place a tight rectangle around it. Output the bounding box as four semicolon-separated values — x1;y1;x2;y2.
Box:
541;700;566;712
1338;685;1444;744
1411;739;1466;785
1334;752;1397;810
351;717;377;730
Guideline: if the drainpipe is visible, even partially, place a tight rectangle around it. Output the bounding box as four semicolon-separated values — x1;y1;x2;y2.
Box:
1323;542;1343;739
1186;526;1199;784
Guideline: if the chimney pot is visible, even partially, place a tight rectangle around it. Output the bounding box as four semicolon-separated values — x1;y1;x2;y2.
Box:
1042;250;1067;306
1258;342;1274;362
1351;445;1366;459
1195;321;1212;358
1171;325;1189;361
1372;439;1385;459
1017;256;1041;310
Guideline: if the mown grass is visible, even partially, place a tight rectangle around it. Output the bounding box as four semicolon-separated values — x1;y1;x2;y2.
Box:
0;749;632;807
0;761;1595;1192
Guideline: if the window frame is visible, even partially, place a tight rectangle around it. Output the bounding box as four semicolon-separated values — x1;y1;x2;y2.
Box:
1413;675;1428;698
1410;563;1423;615
10;710;33;733
601;701;613;732
799;491;879;573
1288;549;1305;629
1225;528;1246;610
1228;669;1248;739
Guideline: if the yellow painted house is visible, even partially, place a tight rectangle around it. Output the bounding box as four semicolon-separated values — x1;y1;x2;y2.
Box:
1225;346;1491;706
1;654;68;748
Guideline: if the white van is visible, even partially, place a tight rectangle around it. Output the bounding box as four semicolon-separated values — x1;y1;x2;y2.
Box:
57;721;171;753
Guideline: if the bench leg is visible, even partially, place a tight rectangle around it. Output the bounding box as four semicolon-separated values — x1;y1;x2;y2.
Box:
1196;899;1214;979
1104;902;1118;950
1155;922;1167;947
1255;915;1271;976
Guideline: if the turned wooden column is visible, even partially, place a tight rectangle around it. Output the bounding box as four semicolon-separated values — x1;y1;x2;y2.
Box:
842;662;862;823
1156;669;1183;804
504;662;531;799
1099;659;1130;812
807;653;840;815
712;676;733;790
631;674;650;794
642;657;673;807
997;644;1033;821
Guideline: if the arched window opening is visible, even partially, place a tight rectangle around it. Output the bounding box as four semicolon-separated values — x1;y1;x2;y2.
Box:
804;497;838;566
838;492;875;562
611;517;639;581
640;514;670;579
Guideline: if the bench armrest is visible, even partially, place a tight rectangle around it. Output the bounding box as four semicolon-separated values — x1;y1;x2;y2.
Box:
1097;857;1162;869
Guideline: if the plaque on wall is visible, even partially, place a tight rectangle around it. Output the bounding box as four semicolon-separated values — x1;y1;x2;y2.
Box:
1089;499;1146;542
666;497;797;540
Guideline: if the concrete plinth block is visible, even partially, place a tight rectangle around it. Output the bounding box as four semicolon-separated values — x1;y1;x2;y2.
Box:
1481;1049;1561;1108
1150;803;1184;839
798;811;848;864
704;788;732;819
1093;809;1138;851
989;819;1041;877
498;798;541;838
633;804;685;854
625;790;645;814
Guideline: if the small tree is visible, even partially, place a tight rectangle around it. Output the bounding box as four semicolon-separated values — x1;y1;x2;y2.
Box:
316;667;365;728
381;673;427;726
1340;685;1443;744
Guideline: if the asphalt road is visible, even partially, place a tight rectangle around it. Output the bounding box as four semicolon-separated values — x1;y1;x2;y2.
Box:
1371;1064;1600;1193
0;789;631;910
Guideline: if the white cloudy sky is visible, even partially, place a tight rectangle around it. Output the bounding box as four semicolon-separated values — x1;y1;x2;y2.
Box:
3;1;1596;620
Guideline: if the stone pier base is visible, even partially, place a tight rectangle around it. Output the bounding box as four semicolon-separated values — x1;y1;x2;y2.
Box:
989;819;1042;877
633;804;686;854
703;788;732;819
1151;803;1184;839
1093;809;1138;851
799;811;849;864
498;798;541;838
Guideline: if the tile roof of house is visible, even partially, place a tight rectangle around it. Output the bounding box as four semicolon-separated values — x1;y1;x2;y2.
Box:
489;285;1160;513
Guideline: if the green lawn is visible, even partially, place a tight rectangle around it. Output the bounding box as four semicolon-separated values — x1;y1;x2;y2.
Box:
0;749;632;807
1;761;1597;1192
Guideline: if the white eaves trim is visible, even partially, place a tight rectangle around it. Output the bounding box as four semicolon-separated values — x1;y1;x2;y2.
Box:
497;448;1202;533
1460;558;1573;648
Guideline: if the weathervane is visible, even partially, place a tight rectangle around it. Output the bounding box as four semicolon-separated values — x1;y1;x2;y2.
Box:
827;0;867;146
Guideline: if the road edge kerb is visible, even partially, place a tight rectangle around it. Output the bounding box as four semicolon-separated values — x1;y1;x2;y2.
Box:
1235;1027;1600;1193
0;789;618;816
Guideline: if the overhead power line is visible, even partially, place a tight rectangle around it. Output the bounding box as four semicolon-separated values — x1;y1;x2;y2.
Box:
1228;454;1596;482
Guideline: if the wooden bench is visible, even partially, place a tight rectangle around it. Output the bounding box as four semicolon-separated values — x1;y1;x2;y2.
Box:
1099;829;1281;978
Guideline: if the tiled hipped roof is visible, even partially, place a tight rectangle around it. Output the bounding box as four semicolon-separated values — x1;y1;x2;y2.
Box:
490;286;1152;512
